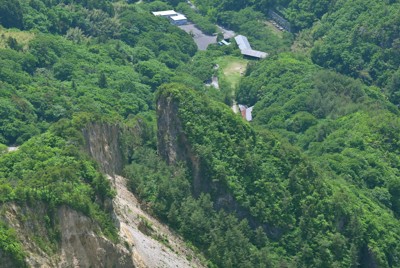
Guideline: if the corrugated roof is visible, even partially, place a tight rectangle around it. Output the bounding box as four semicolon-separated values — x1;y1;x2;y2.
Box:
234;35;251;50
235;35;268;59
246;106;253;121
241;49;268;59
152;10;178;16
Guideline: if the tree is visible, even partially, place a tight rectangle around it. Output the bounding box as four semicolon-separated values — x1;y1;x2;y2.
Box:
98;72;107;88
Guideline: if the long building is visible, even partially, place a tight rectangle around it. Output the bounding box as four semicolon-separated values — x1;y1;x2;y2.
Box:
152;10;178;17
234;35;268;59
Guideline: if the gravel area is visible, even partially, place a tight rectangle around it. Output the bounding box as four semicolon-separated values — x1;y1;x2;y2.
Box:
178;24;217;50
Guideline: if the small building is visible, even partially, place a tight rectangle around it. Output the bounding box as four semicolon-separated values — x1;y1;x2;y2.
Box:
238;104;253;121
152;10;178;17
221;40;231;46
170;14;187;25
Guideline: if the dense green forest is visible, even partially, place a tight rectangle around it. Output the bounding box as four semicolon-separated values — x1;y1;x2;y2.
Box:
0;0;400;267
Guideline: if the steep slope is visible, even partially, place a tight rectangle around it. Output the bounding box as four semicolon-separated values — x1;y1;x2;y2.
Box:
152;83;400;267
112;174;203;268
0;120;204;267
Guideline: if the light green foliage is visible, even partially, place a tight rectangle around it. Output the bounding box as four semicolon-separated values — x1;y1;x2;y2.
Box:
176;3;217;35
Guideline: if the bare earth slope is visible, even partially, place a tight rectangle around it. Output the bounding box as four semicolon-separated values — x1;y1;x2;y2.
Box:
111;175;204;268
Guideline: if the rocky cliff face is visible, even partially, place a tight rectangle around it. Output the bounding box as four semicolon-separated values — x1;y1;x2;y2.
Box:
156;90;283;238
83;123;124;175
58;206;134;268
2;203;135;267
0;121;203;268
157;94;205;196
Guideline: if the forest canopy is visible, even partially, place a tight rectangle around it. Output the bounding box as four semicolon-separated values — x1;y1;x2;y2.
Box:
0;0;400;267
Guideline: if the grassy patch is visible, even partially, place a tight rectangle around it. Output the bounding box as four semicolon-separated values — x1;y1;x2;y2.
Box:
216;56;248;90
0;28;35;50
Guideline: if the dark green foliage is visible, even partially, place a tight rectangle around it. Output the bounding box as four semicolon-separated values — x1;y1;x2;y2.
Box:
98;71;107;88
176;3;217;35
0;0;24;29
310;0;400;90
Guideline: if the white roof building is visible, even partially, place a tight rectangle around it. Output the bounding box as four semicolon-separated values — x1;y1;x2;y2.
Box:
170;14;187;21
152;10;178;17
238;105;254;121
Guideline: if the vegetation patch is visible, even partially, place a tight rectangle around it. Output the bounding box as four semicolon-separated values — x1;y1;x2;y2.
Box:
0;29;34;50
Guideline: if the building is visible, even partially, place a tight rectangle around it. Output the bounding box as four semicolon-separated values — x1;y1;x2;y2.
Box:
235;35;251;50
170;14;187;25
152;10;178;17
241;49;267;59
234;35;268;59
152;10;187;26
221;40;230;46
238;105;254;121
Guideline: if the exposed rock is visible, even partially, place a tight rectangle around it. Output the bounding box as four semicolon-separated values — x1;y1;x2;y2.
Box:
58;206;134;268
83;123;124;175
157;94;205;196
2;203;135;268
156;90;284;239
111;175;203;268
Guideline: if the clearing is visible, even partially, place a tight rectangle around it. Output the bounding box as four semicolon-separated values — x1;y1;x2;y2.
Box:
216;56;249;90
0;29;35;49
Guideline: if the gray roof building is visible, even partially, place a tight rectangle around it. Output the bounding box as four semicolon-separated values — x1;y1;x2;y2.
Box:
235;35;251;50
234;35;268;59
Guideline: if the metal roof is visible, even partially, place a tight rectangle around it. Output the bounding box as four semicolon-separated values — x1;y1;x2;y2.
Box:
152;10;178;17
241;49;268;59
246;106;253;121
234;35;251;50
235;35;268;59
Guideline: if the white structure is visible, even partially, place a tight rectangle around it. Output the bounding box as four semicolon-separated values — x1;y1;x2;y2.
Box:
152;10;178;17
170;14;187;25
234;35;268;59
238;104;254;121
152;10;187;26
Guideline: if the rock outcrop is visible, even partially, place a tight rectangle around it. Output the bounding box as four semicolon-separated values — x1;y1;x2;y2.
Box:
58;206;134;268
157;93;205;196
2;203;135;267
83;123;124;175
0;120;204;268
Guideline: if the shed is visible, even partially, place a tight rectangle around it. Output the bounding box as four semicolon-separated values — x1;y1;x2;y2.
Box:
238;104;254;121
